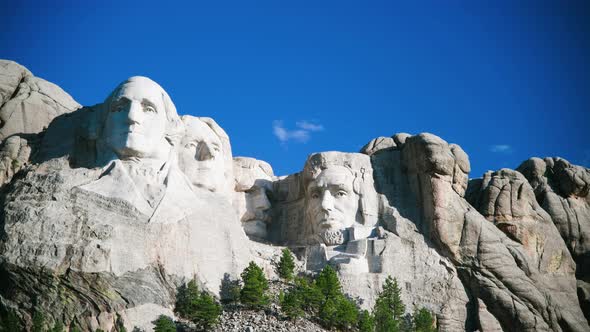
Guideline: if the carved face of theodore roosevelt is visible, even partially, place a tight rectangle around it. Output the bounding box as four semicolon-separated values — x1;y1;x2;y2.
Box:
103;77;170;160
306;166;359;237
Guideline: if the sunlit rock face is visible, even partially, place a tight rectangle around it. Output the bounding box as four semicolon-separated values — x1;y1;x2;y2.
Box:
0;73;251;331
0;60;588;332
0;60;80;187
516;157;590;321
178;115;234;196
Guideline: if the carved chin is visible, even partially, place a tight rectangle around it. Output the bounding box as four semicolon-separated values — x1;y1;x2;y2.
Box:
319;229;347;246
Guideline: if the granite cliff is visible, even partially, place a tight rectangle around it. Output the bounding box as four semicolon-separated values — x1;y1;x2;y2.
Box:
0;60;588;331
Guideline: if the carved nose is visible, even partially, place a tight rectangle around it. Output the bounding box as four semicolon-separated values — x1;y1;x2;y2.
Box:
320;191;334;211
254;190;271;211
196;142;214;161
127;101;143;125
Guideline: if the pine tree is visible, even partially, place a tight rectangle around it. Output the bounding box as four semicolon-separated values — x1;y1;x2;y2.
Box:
297;276;323;313
373;276;406;332
333;295;359;330
413;307;436;332
31;310;45;332
174;280;200;319
276;248;296;281
315;265;342;301
174;279;222;330
279;275;322;319
193;291;222;330
358;310;375;332
279;290;304;319
240;261;269;309
314;266;359;330
152;315;176;332
220;273;241;305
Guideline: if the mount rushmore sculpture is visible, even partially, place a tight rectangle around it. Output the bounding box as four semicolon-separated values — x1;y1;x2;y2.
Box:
0;60;588;331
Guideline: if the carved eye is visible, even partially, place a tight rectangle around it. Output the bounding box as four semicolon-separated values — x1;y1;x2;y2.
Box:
336;190;347;197
311;192;320;199
111;103;125;113
143;105;156;113
185;142;197;149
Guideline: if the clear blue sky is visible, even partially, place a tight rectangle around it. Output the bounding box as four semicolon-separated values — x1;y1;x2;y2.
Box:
2;1;588;177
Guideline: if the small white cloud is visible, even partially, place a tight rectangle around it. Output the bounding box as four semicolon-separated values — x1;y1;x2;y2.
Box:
273;120;323;144
490;144;513;153
273;121;289;142
296;120;324;132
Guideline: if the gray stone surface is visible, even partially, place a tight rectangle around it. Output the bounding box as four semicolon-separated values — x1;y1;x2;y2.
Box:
517;157;590;322
0;60;80;141
0;60;80;188
0;74;252;331
0;61;588;331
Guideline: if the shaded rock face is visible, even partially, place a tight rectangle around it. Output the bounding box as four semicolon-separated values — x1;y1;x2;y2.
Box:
0;60;588;332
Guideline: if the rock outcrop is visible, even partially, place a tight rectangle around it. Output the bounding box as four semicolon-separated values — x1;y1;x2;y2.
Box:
401;134;587;331
516;157;590;321
0;60;80;187
0;60;588;332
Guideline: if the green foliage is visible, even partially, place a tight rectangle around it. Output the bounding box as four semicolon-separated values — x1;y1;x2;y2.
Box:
276;248;296;281
373;276;405;332
193;291;222;330
220;273;241;305
117;313;128;332
332;295;359;330
95;329;105;332
315;265;342;300
50;321;64;332
413;307;436;332
174;280;200;318
174;279;222;330
279;266;359;330
358;310;374;332
279;276;322;319
240;261;270;309
279;290;304;319
296;276;323;312
152;315;176;332
70;327;83;332
32;310;46;332
0;310;20;332
314;266;359;329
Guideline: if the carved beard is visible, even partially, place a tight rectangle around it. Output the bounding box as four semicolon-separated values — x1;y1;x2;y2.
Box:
319;229;347;246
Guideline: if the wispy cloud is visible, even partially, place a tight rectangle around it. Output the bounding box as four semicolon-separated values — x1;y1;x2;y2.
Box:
296;120;324;132
273;120;324;144
490;144;513;153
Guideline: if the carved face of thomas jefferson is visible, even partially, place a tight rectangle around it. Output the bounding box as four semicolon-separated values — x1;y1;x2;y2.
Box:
179;117;226;192
306;165;359;237
103;77;170;160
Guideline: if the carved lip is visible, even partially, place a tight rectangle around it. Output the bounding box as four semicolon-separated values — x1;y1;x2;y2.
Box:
319;217;340;228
